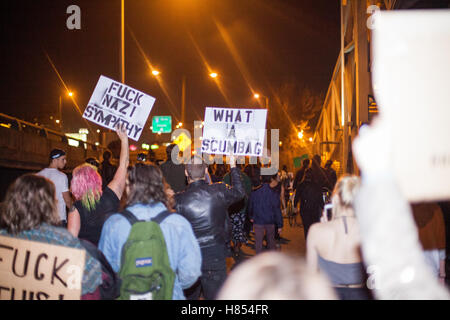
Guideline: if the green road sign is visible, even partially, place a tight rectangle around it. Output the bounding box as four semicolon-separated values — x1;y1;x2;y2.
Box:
152;116;172;133
293;154;309;168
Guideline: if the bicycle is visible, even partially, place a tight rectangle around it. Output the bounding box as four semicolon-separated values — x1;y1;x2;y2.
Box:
322;187;332;205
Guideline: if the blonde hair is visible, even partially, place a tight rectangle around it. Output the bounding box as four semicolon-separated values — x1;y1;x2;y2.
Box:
331;175;360;218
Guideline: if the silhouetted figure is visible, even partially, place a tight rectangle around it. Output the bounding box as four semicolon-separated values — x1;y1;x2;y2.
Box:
100;151;117;190
293;158;310;192
160;144;187;193
324;160;337;191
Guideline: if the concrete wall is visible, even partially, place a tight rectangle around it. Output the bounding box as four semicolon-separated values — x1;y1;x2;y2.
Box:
0;126;104;172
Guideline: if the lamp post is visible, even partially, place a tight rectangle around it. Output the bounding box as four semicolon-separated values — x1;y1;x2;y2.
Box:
151;71;219;127
181;72;217;125
253;93;270;127
253;93;269;110
120;0;125;83
58;91;73;132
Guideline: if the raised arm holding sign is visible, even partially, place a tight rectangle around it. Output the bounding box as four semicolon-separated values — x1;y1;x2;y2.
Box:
83;75;156;141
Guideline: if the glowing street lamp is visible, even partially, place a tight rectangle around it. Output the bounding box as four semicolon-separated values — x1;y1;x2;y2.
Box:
151;70;217;125
58;91;74;132
253;93;269;110
298;131;304;139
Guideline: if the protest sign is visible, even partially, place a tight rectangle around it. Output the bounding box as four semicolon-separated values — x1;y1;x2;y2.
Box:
372;10;450;202
0;236;85;300
201;107;267;157
83;75;156;141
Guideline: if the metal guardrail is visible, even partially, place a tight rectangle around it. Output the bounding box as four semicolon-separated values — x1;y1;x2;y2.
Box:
0;112;112;171
0;112;107;152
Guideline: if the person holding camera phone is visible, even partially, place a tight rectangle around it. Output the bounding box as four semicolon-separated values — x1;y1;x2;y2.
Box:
306;175;373;300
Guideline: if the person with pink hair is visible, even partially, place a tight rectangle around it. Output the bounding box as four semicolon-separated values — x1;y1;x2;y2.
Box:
67;126;129;246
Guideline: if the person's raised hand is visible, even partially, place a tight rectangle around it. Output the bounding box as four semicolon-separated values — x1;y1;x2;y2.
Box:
115;123;128;142
228;152;236;168
352;117;393;179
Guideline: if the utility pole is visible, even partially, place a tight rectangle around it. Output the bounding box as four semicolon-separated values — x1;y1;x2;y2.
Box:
120;0;125;84
181;75;186;125
341;0;348;174
59;95;63;131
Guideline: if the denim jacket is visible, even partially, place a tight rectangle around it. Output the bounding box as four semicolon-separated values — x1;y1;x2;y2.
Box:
98;202;202;300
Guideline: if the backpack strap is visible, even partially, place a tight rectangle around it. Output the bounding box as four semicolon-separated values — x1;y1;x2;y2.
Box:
151;210;172;225
121;209;140;226
122;208;171;225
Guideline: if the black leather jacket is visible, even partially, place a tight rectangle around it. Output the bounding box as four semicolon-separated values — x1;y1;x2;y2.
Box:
174;167;245;249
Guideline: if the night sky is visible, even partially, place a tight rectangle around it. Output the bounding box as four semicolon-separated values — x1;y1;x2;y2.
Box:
0;0;340;144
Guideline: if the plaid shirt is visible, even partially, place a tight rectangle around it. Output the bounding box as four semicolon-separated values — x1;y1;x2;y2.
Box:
0;223;102;296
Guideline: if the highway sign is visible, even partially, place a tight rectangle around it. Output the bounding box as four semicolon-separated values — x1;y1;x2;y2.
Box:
152;116;172;133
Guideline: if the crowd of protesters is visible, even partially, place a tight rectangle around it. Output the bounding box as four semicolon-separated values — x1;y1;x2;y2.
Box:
0;123;449;301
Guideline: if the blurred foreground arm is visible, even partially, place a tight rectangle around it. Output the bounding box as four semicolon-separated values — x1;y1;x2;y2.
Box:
353;119;450;299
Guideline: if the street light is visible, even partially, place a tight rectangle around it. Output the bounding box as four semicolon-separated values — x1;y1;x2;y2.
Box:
253;93;268;108
253;92;271;128
58;91;74;132
253;92;269;110
151;71;218;125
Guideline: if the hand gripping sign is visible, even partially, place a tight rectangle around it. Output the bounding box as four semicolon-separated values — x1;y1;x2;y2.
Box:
83;75;156;141
0;236;85;300
201;107;267;157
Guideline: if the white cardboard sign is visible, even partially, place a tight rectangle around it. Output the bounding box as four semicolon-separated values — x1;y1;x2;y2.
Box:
372;10;450;202
83;75;156;141
201;107;267;157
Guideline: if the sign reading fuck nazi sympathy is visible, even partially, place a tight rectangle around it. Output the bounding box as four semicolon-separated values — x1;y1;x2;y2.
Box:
202;107;267;157
83;75;156;141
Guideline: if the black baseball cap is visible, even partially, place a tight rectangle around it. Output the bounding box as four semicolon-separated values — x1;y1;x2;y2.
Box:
85;157;100;167
50;149;66;160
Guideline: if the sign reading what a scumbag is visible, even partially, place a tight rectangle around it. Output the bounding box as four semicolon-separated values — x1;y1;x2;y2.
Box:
201;107;267;157
83;75;156;141
0;235;85;300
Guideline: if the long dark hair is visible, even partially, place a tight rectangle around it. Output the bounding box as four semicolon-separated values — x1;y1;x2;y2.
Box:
126;163;170;209
0;174;59;234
